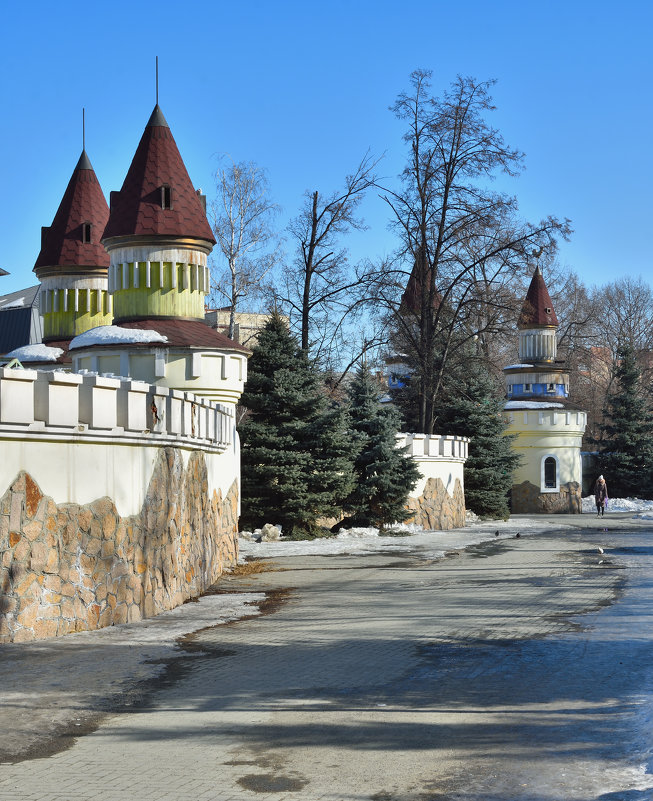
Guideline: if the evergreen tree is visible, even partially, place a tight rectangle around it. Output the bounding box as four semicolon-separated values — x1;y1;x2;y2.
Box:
438;360;520;519
239;313;358;537
344;363;420;529
598;344;653;498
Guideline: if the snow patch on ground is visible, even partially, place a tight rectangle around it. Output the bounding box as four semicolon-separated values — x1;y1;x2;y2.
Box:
241;499;653;562
69;325;168;349
5;343;64;362
238;516;564;562
582;496;653;515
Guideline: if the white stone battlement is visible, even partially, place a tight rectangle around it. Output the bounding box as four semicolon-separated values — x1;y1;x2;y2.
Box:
0;367;234;452
398;432;469;461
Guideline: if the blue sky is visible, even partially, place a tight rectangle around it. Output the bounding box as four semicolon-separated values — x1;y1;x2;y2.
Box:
1;0;651;295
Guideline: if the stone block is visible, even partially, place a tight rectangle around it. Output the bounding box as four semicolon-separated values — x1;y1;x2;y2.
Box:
0;595;17;614
32;619;59;639
16;603;38;628
13;537;31;563
13;629;35;643
61;599;75;618
113;603;128;624
102;514;117;539
77;509;93;532
22;520;42;542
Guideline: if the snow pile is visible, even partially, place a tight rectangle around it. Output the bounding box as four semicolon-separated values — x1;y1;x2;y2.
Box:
69;325;168;349
1;297;25;309
582;495;653;517
505;400;564;409
5;343;64;362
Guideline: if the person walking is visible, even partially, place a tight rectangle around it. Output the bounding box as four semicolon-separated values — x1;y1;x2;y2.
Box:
594;475;609;517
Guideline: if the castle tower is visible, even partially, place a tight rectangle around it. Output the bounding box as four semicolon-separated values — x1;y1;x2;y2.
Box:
503;267;587;513
33;150;111;346
69;105;248;404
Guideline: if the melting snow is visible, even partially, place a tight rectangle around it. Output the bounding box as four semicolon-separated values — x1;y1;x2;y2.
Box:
5;343;63;362
69;325;168;349
505;400;565;409
241;499;653;561
1;297;25;309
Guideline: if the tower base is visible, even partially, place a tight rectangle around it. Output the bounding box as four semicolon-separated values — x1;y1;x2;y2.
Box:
511;480;582;514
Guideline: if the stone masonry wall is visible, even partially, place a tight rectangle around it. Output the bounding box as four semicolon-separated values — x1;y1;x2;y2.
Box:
405;477;466;530
511;480;582;514
0;448;238;643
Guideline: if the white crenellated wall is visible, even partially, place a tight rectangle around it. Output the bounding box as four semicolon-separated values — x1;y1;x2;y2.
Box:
398;432;469;499
0;367;237;517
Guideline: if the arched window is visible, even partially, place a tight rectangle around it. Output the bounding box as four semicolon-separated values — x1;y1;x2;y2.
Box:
542;456;558;491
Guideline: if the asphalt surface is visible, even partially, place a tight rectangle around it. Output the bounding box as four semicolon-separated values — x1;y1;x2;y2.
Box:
2;513;653;800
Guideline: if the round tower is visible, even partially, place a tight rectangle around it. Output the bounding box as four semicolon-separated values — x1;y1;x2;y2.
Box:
503;267;587;513
69;105;249;404
33;150;111;348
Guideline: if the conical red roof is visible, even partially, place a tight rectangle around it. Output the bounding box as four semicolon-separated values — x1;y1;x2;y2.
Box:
518;267;558;327
102;105;215;244
400;257;441;315
34;151;110;273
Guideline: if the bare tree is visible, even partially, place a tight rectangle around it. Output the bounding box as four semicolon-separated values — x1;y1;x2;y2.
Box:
280;152;379;364
367;71;571;433
208;160;280;339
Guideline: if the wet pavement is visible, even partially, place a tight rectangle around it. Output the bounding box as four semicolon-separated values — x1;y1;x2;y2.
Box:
2;514;653;800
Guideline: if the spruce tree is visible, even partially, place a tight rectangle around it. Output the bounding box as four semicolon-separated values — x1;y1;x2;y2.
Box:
239;313;358;537
438;360;520;519
344;363;420;529
598;344;653;498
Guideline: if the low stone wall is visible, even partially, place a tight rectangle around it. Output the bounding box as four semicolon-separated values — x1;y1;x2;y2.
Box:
0;448;238;643
405;477;466;529
511;480;582;514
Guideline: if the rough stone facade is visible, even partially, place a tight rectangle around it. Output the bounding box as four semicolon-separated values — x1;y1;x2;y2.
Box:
511;480;582;514
0;448;238;643
405;477;466;530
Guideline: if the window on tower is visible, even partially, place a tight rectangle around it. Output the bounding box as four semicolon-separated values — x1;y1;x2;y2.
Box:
544;457;557;489
161;185;172;209
82;222;92;243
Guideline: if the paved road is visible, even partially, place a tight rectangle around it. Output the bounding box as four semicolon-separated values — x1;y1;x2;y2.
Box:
2;516;653;800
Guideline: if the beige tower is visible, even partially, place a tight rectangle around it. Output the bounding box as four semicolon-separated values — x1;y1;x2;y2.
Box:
504;268;587;513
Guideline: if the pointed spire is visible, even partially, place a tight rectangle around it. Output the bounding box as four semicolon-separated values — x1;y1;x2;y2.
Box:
147;104;169;129
400;254;441;315
518;266;558;328
102;106;215;244
75;149;93;171
34;151;110;275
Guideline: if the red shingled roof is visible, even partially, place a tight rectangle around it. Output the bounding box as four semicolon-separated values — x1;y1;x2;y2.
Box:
34;151;110;272
102;106;215;244
91;318;249;354
400;257;441;315
518;267;559;328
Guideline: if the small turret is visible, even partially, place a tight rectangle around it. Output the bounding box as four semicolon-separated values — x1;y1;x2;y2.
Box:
34;149;111;344
101;105;215;324
504;267;568;401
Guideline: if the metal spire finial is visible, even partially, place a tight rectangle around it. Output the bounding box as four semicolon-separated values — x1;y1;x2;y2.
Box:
156;56;159;106
82;107;85;151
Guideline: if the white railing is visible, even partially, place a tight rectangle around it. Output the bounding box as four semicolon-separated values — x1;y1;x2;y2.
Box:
0;367;234;452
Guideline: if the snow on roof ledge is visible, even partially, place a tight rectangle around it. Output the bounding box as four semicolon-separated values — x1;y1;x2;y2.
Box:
504;363;534;370
5;343;63;362
505;400;565;410
69;325;168;350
